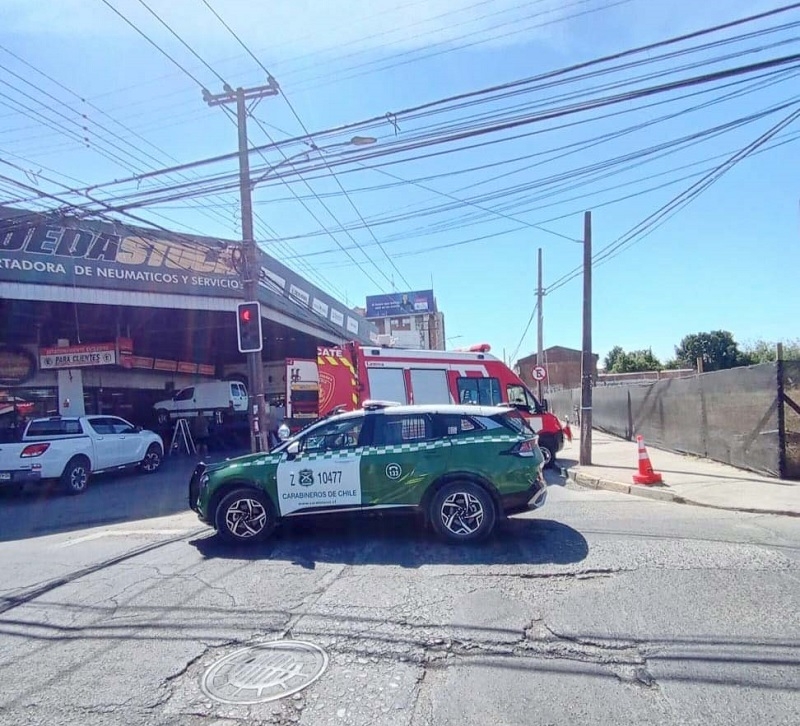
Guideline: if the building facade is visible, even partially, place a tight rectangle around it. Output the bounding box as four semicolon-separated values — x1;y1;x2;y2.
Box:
364;289;446;350
0;206;375;439
516;346;599;392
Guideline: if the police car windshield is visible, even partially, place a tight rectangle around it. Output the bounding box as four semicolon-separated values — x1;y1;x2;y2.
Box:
271;412;357;453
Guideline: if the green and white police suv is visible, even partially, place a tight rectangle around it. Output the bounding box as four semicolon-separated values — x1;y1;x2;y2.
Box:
189;402;547;544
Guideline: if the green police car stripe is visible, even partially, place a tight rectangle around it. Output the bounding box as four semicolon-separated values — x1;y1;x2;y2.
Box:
362;441;446;455
451;435;520;446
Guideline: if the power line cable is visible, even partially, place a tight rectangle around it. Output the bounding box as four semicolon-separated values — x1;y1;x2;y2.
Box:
57;48;800;205
545;103;800;294
199;0;413;290
510;302;538;364
98;0;208;89
134;0;227;87
93;0;359;296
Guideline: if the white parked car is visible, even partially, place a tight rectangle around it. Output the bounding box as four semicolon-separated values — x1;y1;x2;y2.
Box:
154;380;248;425
0;415;164;495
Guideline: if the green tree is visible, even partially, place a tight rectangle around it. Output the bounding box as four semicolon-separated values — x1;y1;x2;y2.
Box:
625;349;662;372
674;330;750;371
741;339;800;363
603;345;625;372
603;346;662;373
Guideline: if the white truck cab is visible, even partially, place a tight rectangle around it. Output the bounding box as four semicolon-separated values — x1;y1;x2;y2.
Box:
154;380;248;425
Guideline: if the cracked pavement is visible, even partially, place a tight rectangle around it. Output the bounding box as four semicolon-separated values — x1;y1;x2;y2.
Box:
0;463;798;725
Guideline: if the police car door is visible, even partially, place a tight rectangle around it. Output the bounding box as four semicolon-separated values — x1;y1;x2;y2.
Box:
360;412;451;509
275;416;365;517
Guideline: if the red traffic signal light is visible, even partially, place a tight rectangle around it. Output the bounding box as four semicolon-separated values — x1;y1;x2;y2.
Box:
236;301;262;353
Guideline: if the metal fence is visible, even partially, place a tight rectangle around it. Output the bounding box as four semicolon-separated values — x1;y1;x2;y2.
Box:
548;362;800;479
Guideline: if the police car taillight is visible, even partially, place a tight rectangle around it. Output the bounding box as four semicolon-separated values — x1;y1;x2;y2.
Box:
512;438;539;457
21;443;50;458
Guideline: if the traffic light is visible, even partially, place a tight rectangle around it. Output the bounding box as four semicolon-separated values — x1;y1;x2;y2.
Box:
236;301;263;353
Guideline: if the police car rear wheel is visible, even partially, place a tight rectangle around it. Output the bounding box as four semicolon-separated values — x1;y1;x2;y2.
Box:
430;481;496;543
215;489;275;544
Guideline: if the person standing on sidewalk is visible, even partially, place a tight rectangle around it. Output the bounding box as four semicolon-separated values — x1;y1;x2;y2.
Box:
193;410;210;459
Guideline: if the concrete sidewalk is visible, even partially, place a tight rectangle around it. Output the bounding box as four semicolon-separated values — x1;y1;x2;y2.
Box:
560;431;800;516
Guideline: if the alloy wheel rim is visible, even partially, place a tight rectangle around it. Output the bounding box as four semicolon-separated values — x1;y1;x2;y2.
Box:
71;467;88;490
540;446;552;465
440;491;484;536
225;498;268;538
143;451;160;471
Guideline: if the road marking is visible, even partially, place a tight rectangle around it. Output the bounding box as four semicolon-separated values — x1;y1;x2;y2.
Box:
56;529;190;548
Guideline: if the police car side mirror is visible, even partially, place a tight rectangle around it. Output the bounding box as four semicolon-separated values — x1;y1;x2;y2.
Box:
287;441;300;459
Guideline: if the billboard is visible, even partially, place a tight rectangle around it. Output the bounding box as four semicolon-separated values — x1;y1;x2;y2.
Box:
0;206;376;343
365;290;436;319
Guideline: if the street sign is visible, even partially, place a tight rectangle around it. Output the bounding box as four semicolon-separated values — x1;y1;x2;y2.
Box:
532;365;547;382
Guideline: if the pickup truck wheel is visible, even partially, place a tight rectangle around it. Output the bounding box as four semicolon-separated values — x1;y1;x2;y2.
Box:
429;481;496;544
215;488;275;544
139;444;163;474
62;457;90;495
156;409;170;426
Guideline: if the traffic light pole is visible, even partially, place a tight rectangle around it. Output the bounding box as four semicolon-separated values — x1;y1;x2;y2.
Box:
205;84;277;452
236;89;270;453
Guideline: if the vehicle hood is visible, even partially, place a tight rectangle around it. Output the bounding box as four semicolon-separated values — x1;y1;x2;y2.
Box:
205;451;281;474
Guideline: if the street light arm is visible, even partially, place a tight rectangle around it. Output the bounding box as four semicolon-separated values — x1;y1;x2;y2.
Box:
249;136;376;189
249;149;312;189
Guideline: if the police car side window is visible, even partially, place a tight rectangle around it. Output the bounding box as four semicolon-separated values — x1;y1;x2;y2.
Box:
373;415;432;445
439;414;487;437
303;419;363;453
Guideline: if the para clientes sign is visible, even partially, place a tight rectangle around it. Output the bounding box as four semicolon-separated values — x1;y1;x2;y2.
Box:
39;343;117;370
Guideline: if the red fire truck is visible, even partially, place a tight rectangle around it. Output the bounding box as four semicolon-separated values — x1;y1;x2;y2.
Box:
284;342;571;467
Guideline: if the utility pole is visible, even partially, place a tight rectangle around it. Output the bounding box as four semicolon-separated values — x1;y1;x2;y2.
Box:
204;82;278;452
580;211;593;466
536;247;544;402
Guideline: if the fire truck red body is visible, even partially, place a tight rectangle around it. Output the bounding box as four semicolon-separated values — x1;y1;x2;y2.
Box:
293;341;571;466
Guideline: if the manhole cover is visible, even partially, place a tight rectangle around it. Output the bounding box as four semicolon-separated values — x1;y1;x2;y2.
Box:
201;640;328;705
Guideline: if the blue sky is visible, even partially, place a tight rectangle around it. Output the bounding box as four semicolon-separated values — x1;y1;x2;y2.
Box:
1;0;798;366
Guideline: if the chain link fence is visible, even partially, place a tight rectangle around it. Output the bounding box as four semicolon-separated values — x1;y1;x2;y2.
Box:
548;362;799;479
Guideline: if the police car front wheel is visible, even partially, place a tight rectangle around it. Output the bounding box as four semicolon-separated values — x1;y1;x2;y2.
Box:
215;489;276;544
429;481;496;543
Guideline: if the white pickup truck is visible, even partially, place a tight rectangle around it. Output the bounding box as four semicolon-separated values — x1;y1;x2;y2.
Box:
0;415;164;495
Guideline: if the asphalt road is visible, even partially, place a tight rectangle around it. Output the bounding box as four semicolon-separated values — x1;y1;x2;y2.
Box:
0;458;798;726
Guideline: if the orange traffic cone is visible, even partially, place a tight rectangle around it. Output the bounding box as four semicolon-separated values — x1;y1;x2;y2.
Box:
632;435;663;485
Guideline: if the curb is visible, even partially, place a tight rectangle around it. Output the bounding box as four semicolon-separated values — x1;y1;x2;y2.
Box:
565;469;799;517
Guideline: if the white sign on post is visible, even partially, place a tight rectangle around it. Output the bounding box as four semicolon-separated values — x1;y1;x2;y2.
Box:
532;365;547;382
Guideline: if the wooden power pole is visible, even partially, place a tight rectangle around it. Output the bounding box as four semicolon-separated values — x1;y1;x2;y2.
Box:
204;82;278;452
580;211;593;465
537;247;544;402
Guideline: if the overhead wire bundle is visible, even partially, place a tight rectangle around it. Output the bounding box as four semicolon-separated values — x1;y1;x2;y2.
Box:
1;1;799;303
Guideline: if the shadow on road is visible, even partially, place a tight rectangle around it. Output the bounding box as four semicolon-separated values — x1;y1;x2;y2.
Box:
0;453;242;543
189;514;588;568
